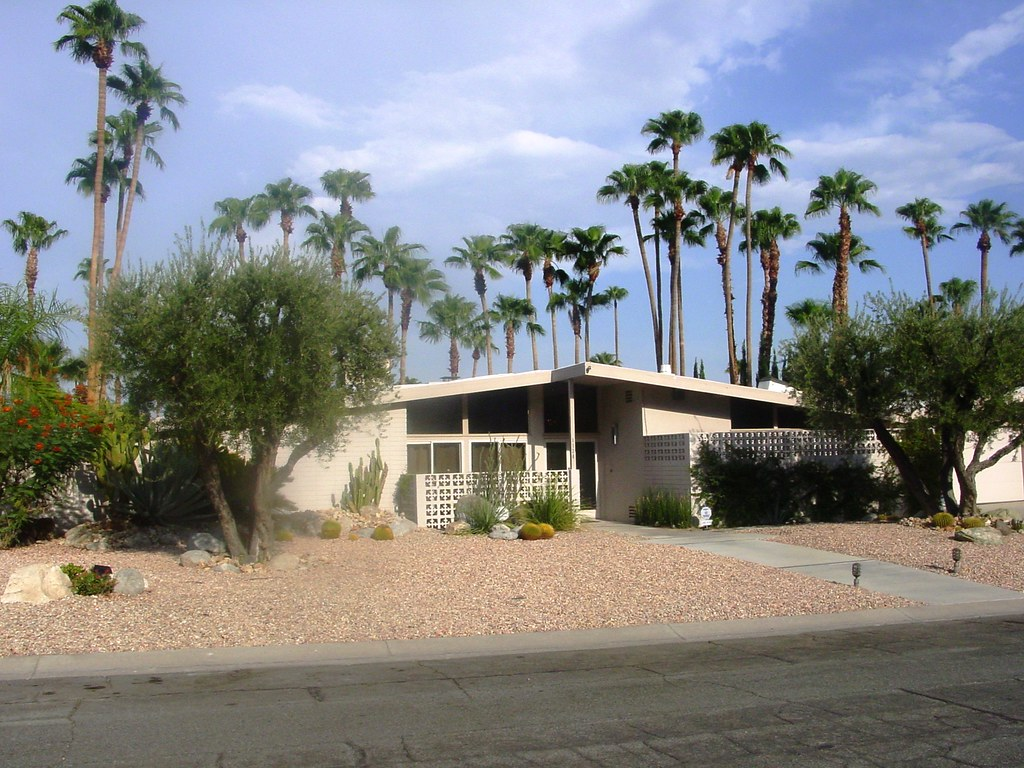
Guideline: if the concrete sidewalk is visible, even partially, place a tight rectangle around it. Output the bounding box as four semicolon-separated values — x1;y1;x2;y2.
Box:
2;522;1022;682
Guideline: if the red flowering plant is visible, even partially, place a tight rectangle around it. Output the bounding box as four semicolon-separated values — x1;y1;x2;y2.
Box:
0;381;108;546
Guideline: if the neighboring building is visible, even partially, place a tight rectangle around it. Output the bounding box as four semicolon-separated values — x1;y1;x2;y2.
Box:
281;362;1023;526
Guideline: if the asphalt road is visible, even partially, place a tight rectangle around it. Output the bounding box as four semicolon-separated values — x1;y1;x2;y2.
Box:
3;615;1023;767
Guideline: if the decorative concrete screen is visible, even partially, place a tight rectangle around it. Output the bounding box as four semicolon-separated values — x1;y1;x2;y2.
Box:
413;470;578;529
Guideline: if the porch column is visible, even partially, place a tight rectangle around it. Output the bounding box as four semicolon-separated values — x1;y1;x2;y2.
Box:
568;379;577;500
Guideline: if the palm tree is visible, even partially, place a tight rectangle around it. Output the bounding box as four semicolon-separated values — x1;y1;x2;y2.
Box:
353;226;426;327
107;59;184;282
320;168;374;219
3;213;69;305
741;208;800;382
710;122;791;384
895;198;952;307
1010;216;1024;258
597;285;628;363
302;210;369;280
395;257;446;383
500;222;549;370
697;185;742;383
950;199;1017;311
24;337;87;384
643;110;704;374
258;178;315;254
597;163;660;368
784;298;833;331
589;351;621;365
641;160;673;364
548;276;589;365
491;294;541;373
562;226;625;362
465;314;495;378
541;229;568;368
55;0;146;401
795;232;884;310
419;294;477;380
805;168;881;318
210;196;265;263
97;110;160;251
937;277;978;315
445;235;508;375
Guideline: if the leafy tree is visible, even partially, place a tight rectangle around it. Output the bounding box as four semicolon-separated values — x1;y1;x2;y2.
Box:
710;122;791;385
805;168;881;318
107;59;185;281
445;235;508;375
597;164;660;368
895;198;952;307
491;294;541;373
258;178;315;255
785;292;1024;516
394;256;446;383
951;199;1017;311
55;0;147;402
210;196;266;264
501;223;550;370
302;210;368;281
100;238;395;561
3;213;68;305
419;294;477;380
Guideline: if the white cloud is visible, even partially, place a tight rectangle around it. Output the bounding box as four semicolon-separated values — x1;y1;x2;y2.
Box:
219;84;341;129
943;3;1024;81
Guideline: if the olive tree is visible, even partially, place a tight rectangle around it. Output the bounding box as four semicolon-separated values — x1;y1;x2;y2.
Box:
101;235;395;560
785;292;1024;516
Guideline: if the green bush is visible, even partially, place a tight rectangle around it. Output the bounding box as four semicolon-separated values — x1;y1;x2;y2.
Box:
931;512;956;528
99;441;212;526
519;522;543;540
961;516;986;528
520;486;579;531
633;488;692;528
456;495;504;534
60;563;115;596
320;519;342;539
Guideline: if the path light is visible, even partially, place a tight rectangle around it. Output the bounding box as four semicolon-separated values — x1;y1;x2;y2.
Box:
952;547;962;575
852;562;861;587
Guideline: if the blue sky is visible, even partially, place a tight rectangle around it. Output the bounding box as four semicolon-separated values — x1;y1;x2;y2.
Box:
2;0;1023;382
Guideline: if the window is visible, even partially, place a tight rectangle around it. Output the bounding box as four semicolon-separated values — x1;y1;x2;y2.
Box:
407;444;431;474
467;389;528;433
543;382;598;433
471;442;525;472
407;442;463;474
433;443;462;473
546;442;567;470
407;396;462;435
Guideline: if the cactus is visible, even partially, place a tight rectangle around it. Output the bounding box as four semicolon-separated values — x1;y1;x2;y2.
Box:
339;439;388;515
370;524;394;541
320;519;342;539
961;516;986;528
538;523;556;539
519;522;543;541
931;512;955;529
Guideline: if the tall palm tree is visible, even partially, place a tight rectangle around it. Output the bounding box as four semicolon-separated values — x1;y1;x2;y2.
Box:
895;198;952;307
500;222;549;370
742;208;800;382
465;314;495;378
395;257;446;384
950;199;1017;311
107;59;184;282
597;164;660;368
641;160;673;365
643;110;704;375
258;178;315;255
697;185;742;383
419;294;477;380
302;210;368;280
353;226;426;327
210;196;264;263
491;294;540;373
784;298;833;331
97;109;160;251
548;276;589;365
597;285;628;363
55;0;146;401
2;213;68;305
541;229;568;368
562;226;625;362
24;337;87;385
795;232;884;310
445;235;508;375
937;277;978;315
320;168;374;219
805;168;881;318
710;122;791;384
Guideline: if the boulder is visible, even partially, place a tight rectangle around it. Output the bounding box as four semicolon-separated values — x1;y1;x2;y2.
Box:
2;564;73;604
212;562;242;574
389;517;417;538
954;527;1004;546
488;524;519;541
112;568;148;596
445;520;470;535
64;522;102;549
268;553;301;572
180;549;213;567
187;532;225;555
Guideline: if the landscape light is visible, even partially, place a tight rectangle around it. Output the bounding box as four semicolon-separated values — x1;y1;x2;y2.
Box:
952;547;962;575
851;562;861;587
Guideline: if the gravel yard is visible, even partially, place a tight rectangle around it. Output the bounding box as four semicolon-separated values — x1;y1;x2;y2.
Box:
0;522;1017;658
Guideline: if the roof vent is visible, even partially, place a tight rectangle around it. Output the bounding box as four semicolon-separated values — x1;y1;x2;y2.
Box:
624;390;634;403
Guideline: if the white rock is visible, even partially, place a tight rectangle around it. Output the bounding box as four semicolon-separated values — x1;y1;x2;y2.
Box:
112;568;148;595
268;552;301;571
2;564;73;604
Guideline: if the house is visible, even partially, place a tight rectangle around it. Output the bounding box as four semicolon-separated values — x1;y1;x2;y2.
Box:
281;362;1024;526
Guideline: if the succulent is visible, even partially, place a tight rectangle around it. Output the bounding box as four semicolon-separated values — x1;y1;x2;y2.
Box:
519;522;543;541
931;512;955;529
370;524;394;541
961;516;986;529
320;519;342;539
339;439;388;516
538;523;556;539
274;528;294;542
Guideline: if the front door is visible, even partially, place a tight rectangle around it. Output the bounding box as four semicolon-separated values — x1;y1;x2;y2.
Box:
576;441;596;510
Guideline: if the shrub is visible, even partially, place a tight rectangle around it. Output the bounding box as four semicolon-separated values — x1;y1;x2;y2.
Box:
961;516;986;528
370;524;394;541
538;523;555;539
393;473;415;518
456;495;504;534
320;519;342;539
633;488;691;528
60;563;115;596
99;441;212;526
520;486;579;531
519;522;542;540
931;512;956;529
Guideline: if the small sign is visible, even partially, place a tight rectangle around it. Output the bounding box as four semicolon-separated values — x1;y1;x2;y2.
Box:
697;506;713;528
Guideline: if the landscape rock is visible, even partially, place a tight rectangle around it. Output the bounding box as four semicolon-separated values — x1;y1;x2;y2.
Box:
64;523;103;549
2;564;73;604
488;524;519;541
273;509;329;537
445;520;470;535
212;562;242;574
268;553;301;571
954;527;1005;546
112;568;148;596
994;519;1014;536
389;517;417;538
188;532;225;555
180;549;213;567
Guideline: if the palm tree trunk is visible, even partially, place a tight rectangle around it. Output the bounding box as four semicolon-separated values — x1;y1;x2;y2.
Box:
758;243;779;382
743;169;754;385
667;242;678;374
506;326;515;373
479;291;493;375
834;207;851;318
653;208;664;368
613;301;620;362
722;176;742;384
113;120;146;284
549;292;559;368
978;233;991;312
87;66;109;403
630;202;660;369
920;238;934;308
448;336;459;379
525;276;539;370
673;205;685;375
